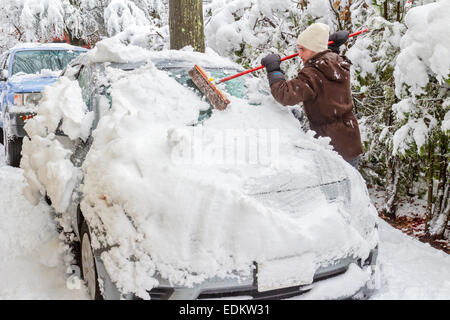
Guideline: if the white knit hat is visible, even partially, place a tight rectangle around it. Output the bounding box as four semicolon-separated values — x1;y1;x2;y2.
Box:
297;23;330;53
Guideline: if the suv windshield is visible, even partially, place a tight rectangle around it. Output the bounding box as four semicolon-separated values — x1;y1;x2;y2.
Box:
12;50;84;76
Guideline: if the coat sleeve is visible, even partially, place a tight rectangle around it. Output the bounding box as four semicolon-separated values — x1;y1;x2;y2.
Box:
269;71;318;106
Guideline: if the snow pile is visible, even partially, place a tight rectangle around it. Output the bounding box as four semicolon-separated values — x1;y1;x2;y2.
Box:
0;168;56;261
0;157;87;299
87;37;152;63
21;74;94;213
22;39;378;299
87;35;239;69
10;42;84;51
394;0;450;97
147;46;241;69
371;219;450;300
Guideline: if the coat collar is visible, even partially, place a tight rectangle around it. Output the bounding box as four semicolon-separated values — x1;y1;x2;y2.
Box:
304;50;332;67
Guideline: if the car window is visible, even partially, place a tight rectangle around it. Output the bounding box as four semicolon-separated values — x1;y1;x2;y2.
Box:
77;66;91;107
12;50;83;75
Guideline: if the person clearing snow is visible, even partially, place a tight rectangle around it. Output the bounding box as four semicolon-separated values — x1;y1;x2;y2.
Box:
261;23;363;170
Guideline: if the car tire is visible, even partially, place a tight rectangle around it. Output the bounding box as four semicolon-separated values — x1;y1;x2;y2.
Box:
5;136;23;167
80;220;103;300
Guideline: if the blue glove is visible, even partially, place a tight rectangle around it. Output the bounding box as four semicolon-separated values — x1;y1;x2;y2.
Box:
328;30;349;54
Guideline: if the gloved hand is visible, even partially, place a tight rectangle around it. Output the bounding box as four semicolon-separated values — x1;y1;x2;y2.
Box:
261;54;281;73
328;30;349;54
261;53;285;86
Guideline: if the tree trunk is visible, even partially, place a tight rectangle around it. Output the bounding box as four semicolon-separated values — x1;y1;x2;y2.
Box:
425;142;435;234
169;0;205;52
384;155;400;220
427;134;449;238
426;184;449;239
383;1;388;21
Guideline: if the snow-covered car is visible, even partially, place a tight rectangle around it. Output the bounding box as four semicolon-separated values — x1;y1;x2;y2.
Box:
0;43;87;166
21;39;379;300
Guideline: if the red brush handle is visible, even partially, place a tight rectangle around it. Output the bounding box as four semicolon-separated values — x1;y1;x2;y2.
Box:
218;28;368;83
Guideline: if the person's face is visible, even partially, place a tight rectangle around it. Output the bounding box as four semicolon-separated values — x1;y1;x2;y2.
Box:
297;44;316;64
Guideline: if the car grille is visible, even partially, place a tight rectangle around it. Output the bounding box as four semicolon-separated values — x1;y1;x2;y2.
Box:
148;288;175;300
197;285;313;300
197;265;349;300
145;263;349;300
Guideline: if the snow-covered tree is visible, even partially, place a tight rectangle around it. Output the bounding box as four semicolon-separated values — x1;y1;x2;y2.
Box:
392;0;449;238
0;0;169;51
346;8;407;217
0;0;27;51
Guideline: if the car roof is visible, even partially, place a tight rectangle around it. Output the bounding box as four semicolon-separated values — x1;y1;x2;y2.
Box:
8;43;88;54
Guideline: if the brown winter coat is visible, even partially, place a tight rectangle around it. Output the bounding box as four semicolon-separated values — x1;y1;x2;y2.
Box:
271;50;363;160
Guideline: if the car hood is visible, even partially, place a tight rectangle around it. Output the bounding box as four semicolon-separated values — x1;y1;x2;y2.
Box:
9;76;58;93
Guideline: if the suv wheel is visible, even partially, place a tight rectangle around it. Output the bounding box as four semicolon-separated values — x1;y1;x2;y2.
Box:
80;220;102;300
5;135;23;167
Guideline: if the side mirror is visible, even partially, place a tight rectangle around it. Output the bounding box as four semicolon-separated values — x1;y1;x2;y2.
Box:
0;70;7;81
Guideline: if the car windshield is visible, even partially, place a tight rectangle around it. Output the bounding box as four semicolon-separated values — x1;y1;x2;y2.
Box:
166;67;248;99
12;50;84;76
164;67;254;121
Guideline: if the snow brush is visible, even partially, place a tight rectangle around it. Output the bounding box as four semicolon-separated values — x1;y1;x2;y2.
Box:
189;28;368;110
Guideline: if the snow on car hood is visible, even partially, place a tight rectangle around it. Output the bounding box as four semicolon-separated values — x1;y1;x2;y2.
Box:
22;40;378;299
8;70;60;94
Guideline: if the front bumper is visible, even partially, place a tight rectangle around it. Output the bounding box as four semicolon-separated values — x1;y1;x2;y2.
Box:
140;246;378;300
4;111;35;138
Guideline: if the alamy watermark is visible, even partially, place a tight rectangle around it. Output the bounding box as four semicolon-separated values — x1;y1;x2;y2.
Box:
169;127;280;167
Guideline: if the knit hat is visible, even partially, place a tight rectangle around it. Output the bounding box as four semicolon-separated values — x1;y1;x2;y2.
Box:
297;23;330;53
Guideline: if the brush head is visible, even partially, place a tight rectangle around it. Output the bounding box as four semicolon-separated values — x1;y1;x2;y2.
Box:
189;65;230;110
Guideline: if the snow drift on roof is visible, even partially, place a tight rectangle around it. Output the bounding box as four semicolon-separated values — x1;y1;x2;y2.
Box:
87;35;240;69
10;42;87;51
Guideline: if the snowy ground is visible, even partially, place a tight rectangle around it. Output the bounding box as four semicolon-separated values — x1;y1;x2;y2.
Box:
0;144;448;299
0;145;88;300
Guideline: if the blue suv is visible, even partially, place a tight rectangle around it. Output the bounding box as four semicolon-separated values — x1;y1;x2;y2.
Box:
0;44;87;166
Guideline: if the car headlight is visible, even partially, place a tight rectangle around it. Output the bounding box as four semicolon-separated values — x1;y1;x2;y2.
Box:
14;92;42;106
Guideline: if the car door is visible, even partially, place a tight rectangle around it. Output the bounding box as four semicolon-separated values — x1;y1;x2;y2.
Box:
61;62;95;238
69;63;94;167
